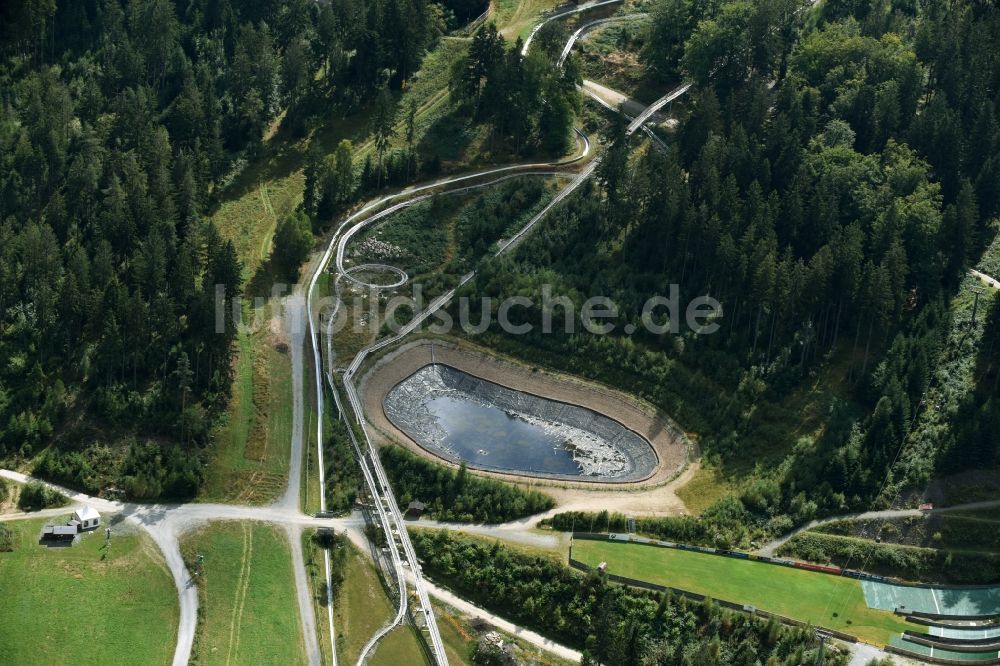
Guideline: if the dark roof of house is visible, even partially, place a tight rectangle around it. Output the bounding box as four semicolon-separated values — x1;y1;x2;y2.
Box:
43;525;77;536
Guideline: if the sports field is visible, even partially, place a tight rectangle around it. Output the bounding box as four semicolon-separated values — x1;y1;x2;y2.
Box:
572;539;914;645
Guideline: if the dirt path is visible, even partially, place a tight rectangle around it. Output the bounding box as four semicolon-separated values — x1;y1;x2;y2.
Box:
286;524;321;666
275;291;306;512
757;498;1000;557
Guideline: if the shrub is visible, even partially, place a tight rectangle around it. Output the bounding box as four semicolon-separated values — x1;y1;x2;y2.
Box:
17;482;68;511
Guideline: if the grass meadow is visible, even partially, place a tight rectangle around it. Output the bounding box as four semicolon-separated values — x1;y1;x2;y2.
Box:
334;541;396;664
0;516;178;665
181;522;304;665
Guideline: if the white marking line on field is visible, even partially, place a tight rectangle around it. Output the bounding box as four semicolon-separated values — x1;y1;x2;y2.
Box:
931;588;941;615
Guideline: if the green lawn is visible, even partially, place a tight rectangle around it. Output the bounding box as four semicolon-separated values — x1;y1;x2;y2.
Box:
572;539;914;645
181;522;305;665
334;541;395;664
301;530;335;666
371;625;431;665
202;309;294;505
0;516;178;665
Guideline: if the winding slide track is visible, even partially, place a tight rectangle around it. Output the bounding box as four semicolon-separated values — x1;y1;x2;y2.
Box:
305;5;688;660
0;5;684;666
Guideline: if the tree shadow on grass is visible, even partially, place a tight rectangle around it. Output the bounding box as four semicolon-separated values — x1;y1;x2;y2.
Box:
417;110;479;165
209;101;375;217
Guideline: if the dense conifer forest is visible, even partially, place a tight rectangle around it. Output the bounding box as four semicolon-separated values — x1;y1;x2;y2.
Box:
464;0;1000;542
0;0;448;497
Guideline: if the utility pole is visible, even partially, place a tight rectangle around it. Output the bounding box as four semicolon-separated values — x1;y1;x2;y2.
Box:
972;288;985;327
814;630;828;666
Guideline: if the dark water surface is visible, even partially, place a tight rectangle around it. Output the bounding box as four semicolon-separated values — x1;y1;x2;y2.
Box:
425;395;582;475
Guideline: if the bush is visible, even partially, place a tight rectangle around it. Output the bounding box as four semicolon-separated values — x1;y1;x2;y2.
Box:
0;524;14;552
17;482;68;511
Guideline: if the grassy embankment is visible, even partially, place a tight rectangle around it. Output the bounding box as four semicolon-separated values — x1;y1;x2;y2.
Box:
331;540;396;663
0;516;178;665
181;522;305;665
572;538;913;645
779;506;1000;584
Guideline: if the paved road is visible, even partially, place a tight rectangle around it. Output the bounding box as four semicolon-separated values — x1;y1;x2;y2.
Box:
970;268;1000;289
1;467;586;663
276;292;307;512
286;524;321;666
274;291;324;666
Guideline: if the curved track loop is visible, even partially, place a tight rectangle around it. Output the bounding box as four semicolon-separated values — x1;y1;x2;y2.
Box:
557;13;648;67
306;4;690;664
343;264;409;290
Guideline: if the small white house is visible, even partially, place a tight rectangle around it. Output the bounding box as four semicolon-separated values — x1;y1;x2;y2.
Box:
72;507;101;531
